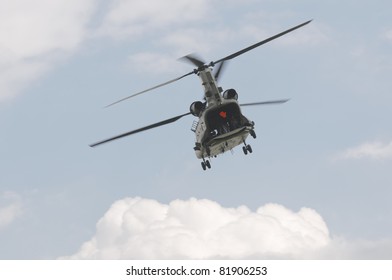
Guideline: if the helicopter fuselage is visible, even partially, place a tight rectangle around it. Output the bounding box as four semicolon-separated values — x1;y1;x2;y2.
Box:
192;68;255;160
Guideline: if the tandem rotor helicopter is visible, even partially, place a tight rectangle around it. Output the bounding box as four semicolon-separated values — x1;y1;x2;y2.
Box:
90;20;312;170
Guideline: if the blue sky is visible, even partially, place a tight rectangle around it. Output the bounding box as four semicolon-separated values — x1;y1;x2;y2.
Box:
1;0;392;259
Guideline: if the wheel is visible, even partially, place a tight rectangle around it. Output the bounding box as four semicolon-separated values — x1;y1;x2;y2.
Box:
206;160;211;169
201;162;206;170
247;144;253;153
250;130;256;139
242;146;248;155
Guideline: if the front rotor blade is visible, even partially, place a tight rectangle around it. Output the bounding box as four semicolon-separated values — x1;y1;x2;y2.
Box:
240;99;290;107
90;112;191;147
105;71;195;108
213;20;312;65
180;54;205;68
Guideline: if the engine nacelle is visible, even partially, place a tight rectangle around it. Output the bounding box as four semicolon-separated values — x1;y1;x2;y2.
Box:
222;88;238;100
189;101;204;116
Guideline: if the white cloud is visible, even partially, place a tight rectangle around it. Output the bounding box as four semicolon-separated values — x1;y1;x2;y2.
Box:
127;27;233;75
313;238;392;259
0;0;96;101
161;27;234;56
125;27;235;75
98;0;211;39
65;197;331;259
0;191;22;229
98;2;325;75
336;140;392;160
128;52;185;75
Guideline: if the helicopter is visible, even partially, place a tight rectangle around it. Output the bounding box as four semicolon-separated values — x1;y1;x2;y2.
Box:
90;20;312;170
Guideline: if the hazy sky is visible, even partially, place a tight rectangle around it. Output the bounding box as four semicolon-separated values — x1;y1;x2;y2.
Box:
1;0;392;259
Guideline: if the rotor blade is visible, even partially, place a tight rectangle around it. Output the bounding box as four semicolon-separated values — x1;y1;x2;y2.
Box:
105;71;195;108
90;112;191;147
180;54;205;68
213;20;312;65
240;99;290;107
214;61;226;81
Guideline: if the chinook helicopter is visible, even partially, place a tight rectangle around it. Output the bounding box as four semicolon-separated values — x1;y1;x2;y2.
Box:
90;20;311;170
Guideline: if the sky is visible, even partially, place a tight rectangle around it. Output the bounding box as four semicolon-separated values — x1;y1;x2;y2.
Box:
1;0;392;259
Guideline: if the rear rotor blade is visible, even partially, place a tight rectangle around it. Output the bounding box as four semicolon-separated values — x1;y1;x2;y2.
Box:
105;71;195;108
214;61;226;81
240;99;289;107
90;112;191;147
213;20;312;65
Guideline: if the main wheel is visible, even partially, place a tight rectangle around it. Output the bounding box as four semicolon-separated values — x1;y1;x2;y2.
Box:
206;160;211;169
201;162;206;170
247;144;253;153
242;146;248;155
250;130;257;139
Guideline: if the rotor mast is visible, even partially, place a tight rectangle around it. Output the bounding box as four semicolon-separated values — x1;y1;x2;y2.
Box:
198;67;222;105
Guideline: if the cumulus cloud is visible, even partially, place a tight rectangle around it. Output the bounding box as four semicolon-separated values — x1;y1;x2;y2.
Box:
0;191;22;229
336;140;392;160
66;197;331;259
0;0;96;101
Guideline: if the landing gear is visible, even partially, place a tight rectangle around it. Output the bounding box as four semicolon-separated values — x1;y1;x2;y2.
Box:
250;129;257;139
201;159;211;170
242;140;253;155
242;144;252;155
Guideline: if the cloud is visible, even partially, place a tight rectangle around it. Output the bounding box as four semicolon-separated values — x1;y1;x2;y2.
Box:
312;238;392;259
104;10;327;76
161;27;234;56
128;52;185;75
126;27;233;75
335;140;392;160
0;191;22;229
98;2;325;75
65;197;331;259
98;0;211;39
0;0;96;101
